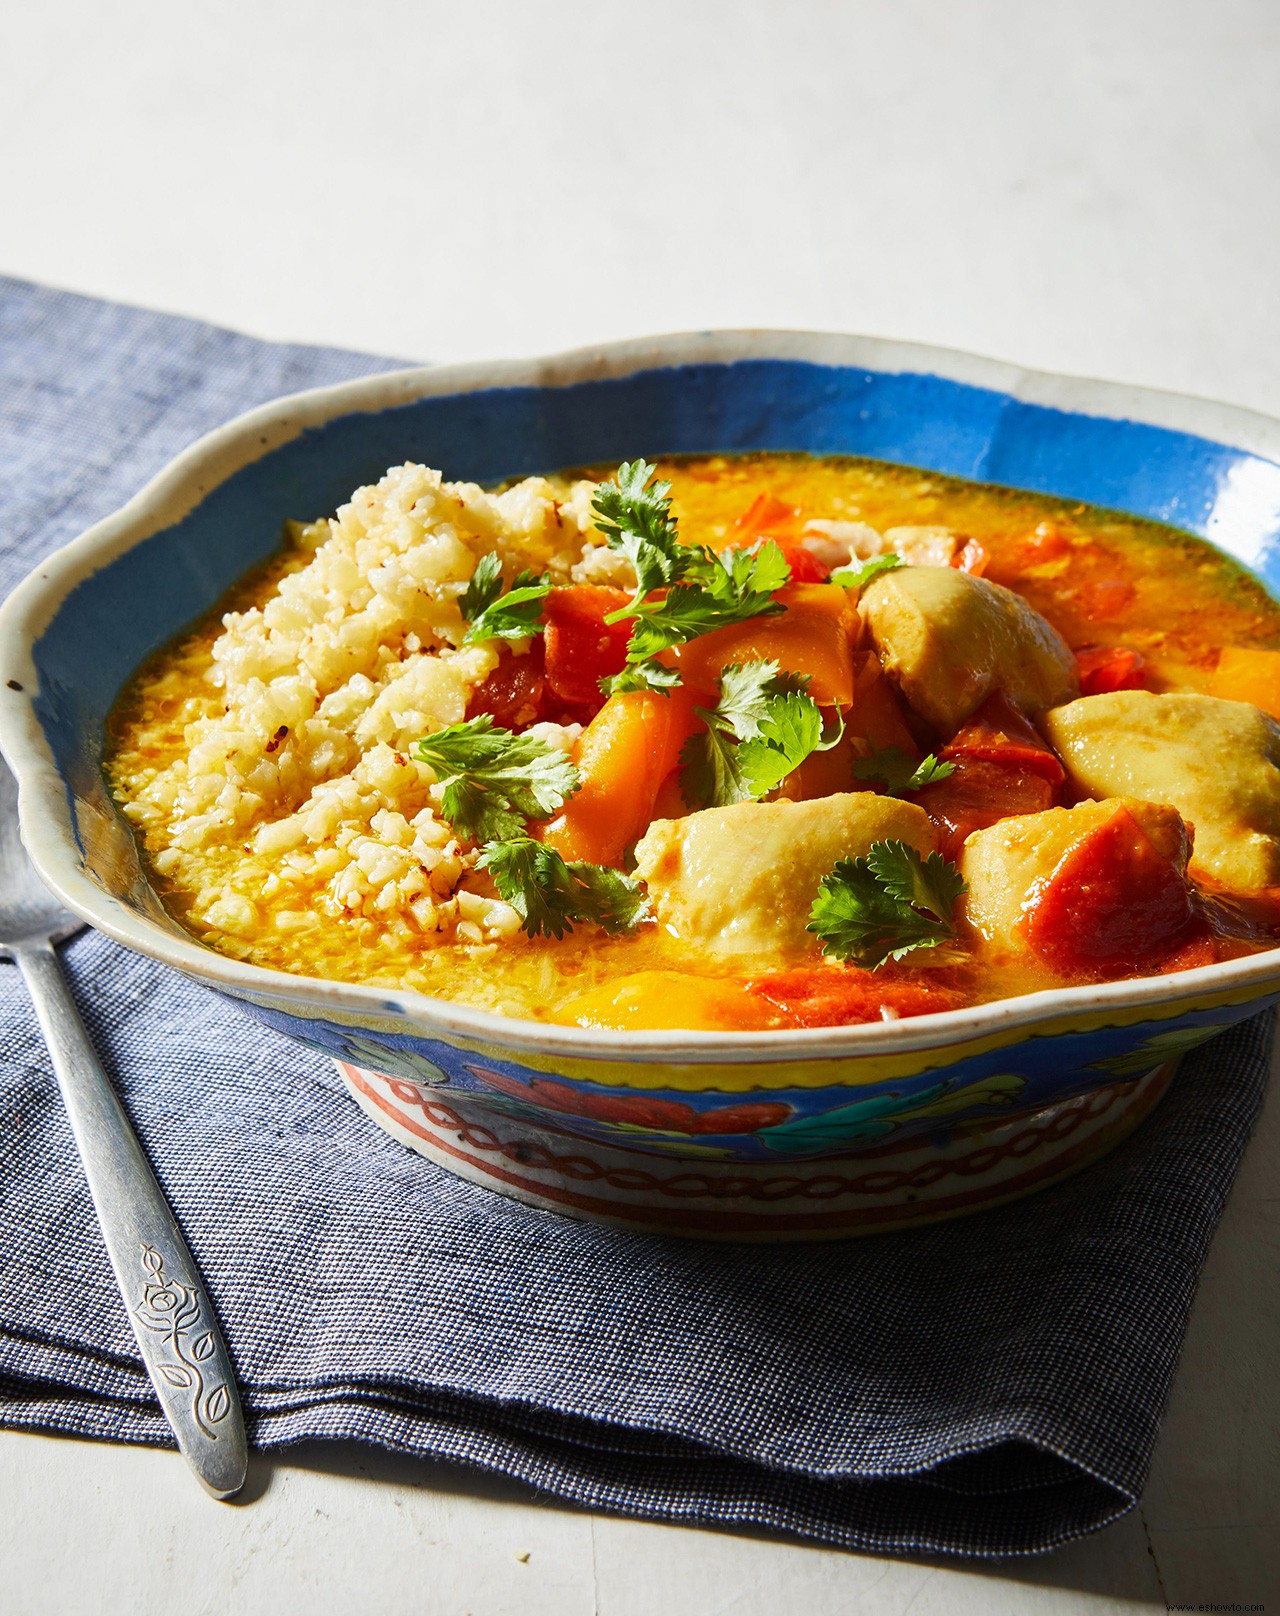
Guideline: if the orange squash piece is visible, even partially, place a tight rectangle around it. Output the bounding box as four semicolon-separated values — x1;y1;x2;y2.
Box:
562;971;781;1032
1205;646;1280;719
539;686;704;867
670;583;857;706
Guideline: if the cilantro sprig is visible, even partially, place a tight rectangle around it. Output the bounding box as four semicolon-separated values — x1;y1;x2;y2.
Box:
592;460;697;611
591;461;791;668
680;660;842;809
411;717;578;844
808;841;967;969
852;746;955;796
600;658;681;697
459;551;551;644
478;837;651;940
830;553;904;591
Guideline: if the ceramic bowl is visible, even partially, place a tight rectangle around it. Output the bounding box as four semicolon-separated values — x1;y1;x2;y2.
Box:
3;331;1280;1239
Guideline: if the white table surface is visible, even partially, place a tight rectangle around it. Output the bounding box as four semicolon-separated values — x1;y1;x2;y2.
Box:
3;1;1279;1609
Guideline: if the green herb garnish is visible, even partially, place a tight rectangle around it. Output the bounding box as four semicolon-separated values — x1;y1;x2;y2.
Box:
459;551;551;644
680;660;841;809
592;460;698;612
852;746;956;795
478;837;651;939
411;717;578;843
807;840;966;969
830;553;905;591
591;461;791;668
599;659;682;697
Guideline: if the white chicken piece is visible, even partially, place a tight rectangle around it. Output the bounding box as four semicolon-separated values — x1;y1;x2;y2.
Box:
860;566;1078;732
960;797;1191;956
633;793;935;956
1043;690;1280;891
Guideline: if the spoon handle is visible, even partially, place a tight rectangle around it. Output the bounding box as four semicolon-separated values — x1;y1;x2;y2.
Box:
15;940;248;1498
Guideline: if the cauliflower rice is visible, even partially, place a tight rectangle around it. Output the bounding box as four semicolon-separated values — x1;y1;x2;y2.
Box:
107;464;641;1007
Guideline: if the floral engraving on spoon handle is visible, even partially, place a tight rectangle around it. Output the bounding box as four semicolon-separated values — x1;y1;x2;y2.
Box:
132;1244;231;1439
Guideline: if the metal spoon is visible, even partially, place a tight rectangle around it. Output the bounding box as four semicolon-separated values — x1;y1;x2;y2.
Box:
0;754;247;1498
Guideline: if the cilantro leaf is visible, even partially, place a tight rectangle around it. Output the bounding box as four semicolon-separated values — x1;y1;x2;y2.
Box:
678;722;751;810
461;564;551;644
411;717;578;843
807;840;967;969
866;840;967;923
623;540;790;660
592;459;699;611
591;462;792;657
680;660;840;809
830;553;905;591
737;694;844;798
478;837;651;939
458;550;503;621
852;746;956;795
600;658;681;696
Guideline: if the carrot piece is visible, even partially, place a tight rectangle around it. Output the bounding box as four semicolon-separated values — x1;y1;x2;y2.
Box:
1020;804;1195;975
542;585;633;711
539;686;704;866
954;538;989;576
1204;646;1280;718
1075;644;1147;696
671;583;857;706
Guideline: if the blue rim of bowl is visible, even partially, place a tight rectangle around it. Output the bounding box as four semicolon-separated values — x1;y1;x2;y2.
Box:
3;327;1280;1066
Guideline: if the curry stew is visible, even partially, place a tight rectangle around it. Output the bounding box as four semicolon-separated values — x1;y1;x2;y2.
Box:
105;454;1280;1031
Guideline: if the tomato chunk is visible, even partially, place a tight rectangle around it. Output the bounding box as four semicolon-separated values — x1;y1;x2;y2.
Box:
721;531;830;583
940;692;1065;784
1075;644;1148;696
466;642;547;728
913;757;1058;860
1020;804;1195;975
745;966;965;1028
542;586;633;712
730;492;803;539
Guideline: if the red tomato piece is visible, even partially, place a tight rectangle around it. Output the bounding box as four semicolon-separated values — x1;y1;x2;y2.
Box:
542;586;633;711
912;757;1058;861
745;967;965;1028
1075;644;1148;696
1020;804;1195;975
465;642;548;728
731;492;802;538
1075;578;1137;621
954;538;989;575
720;532;830;583
940;691;1066;783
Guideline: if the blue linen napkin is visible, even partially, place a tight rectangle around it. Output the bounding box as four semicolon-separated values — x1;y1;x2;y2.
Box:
0;274;1272;1558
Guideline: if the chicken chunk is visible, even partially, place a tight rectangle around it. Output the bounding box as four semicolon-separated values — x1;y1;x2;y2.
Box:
632;793;935;957
1043;691;1280;891
860;566;1078;732
961;797;1189;950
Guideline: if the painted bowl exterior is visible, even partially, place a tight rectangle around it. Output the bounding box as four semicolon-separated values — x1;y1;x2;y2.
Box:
3;330;1280;1181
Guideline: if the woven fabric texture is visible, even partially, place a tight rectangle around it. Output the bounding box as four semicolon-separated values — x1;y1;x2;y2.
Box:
0;275;1270;1558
